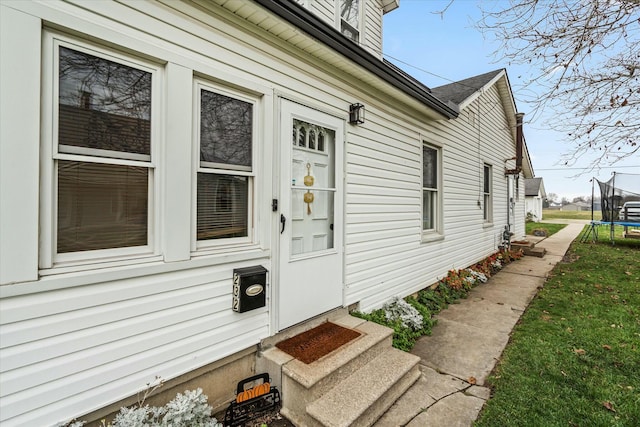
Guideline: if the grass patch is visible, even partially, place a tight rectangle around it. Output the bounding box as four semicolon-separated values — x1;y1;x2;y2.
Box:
475;234;640;426
543;209;601;220
583;222;640;248
525;221;567;237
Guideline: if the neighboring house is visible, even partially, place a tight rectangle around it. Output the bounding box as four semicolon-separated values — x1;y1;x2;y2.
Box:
524;177;546;222
0;1;532;425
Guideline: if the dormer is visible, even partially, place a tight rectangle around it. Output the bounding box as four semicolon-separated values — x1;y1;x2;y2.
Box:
293;0;400;58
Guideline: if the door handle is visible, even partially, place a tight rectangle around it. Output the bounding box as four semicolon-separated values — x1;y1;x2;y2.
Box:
280;214;286;234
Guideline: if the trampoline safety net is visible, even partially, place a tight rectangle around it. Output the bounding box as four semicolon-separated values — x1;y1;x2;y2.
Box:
597;173;640;223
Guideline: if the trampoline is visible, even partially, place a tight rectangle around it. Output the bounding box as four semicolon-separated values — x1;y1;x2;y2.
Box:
580;172;640;243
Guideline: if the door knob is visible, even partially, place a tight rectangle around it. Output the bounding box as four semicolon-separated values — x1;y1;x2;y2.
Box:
280;214;286;234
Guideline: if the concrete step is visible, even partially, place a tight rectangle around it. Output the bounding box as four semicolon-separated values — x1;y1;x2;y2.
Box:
307;348;421;427
278;318;395;424
523;246;546;257
511;240;546;257
511;240;535;250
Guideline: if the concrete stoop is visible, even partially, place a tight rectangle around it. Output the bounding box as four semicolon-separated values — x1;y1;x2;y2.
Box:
511;240;546;258
258;315;421;427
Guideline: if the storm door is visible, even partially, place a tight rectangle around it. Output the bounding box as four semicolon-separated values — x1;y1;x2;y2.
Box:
277;100;344;330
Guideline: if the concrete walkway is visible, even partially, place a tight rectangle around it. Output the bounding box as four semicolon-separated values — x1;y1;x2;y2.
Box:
374;221;587;427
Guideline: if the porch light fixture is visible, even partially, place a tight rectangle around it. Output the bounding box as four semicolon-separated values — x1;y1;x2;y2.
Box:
349;103;365;125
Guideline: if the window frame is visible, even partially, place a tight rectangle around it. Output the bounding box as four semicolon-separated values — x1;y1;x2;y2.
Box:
421;142;443;240
483;163;493;223
192;79;258;252
337;0;362;43
40;32;162;270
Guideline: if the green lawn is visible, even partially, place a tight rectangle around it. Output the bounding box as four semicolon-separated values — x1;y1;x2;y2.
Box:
543;209;601;221
525;221;567;237
475;232;640;426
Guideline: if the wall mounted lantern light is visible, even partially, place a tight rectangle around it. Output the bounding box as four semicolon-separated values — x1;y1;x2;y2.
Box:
349;103;365;125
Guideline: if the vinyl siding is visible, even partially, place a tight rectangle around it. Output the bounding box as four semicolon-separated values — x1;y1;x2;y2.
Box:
306;0;384;58
0;1;521;425
0;0;395;424
0;263;269;425
345;85;518;311
364;0;384;56
308;0;334;24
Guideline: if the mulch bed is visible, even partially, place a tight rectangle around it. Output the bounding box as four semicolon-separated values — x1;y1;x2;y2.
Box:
275;322;361;364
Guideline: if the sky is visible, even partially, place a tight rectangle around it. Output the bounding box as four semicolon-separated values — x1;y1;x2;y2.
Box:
382;0;639;201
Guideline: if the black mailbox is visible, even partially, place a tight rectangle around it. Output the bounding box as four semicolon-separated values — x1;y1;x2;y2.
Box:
233;266;267;313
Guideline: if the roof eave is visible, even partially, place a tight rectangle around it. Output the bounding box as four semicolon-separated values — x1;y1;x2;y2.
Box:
252;0;459;119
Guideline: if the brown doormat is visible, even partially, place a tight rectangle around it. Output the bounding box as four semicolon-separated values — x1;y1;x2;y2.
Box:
276;322;361;364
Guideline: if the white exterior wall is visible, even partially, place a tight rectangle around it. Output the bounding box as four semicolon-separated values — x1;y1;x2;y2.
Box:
305;0;384;58
514;176;527;238
0;1;281;424
525;194;544;222
0;1;521;425
364;0;384;56
345;86;519;310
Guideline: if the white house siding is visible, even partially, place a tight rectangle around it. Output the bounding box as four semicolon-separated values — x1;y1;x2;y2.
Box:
0;263;269;425
363;1;384;57
0;1;523;425
345;85;519;311
304;0;384;58
306;0;335;25
0;0;349;424
525;194;544;222
514;184;527;238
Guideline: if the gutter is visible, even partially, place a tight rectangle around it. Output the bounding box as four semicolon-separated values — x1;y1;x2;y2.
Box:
252;0;459;119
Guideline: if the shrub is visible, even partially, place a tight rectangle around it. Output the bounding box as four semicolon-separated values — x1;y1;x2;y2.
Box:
60;385;222;427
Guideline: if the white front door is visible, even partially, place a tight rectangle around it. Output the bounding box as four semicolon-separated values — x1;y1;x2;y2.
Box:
277;100;344;330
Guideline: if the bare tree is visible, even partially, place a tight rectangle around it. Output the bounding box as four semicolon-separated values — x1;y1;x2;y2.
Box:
476;0;640;168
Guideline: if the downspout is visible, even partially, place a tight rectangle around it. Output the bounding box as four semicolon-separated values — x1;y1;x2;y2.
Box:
515;112;524;171
504;112;524;248
513;112;525;237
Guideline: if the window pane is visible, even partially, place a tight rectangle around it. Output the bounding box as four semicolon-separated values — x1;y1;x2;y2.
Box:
484;194;491;220
340;0;359;27
340;0;359;41
57;160;148;253
197;173;248;240
200;90;252;167
341;21;359;42
291;189;334;255
58;46;151;156
423;145;437;189
484;165;491;194
423;190;435;230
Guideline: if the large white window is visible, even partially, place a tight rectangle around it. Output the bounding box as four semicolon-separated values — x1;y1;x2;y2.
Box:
45;36;159;266
483;163;493;222
339;0;360;43
422;143;440;234
195;82;255;245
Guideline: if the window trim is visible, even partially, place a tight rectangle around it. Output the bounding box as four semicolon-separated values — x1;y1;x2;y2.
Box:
40;32;162;270
337;0;362;43
483;163;493;224
192;79;259;252
421;141;443;241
